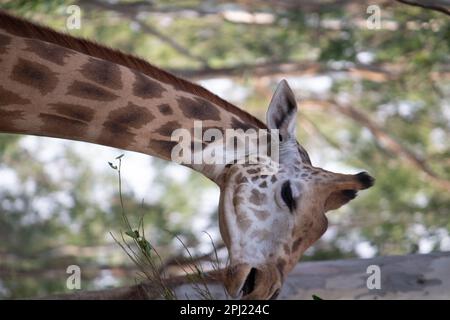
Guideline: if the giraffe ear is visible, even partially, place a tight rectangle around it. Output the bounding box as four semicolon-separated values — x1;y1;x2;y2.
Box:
266;79;298;141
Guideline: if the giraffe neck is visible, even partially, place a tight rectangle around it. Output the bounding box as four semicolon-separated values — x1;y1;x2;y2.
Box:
0;11;266;184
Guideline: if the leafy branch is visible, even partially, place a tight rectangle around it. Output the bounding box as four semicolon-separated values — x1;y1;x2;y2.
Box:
108;154;224;300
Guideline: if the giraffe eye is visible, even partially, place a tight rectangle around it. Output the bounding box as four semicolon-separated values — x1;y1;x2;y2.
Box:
281;180;296;212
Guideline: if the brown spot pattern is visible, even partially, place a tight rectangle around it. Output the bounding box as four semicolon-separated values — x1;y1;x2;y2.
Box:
237;216;252;232
0;86;31;106
67;80;118;101
254;210;269;221
0;110;24;131
0;33;12;54
107;102;154;129
80;57;122;90
201;126;225;138
247;168;260;175
190;141;208;153
178;96;221;121
158;103;173;115
276;258;287;276
231;116;255;131
11;58;58;95
148;139;178;157
39;113;87;138
155;120;181;137
25;39;74;66
233;195;244;208
48;102;94;123
250;189;266;205
235;173;249;184
251;229;271;241
98;129;135;149
98;102;154;148
291;237;303;252
133;71;165;99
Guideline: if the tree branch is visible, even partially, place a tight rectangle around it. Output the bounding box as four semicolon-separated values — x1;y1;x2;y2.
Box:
130;19;209;67
39;252;450;299
77;0;209;67
228;0;389;11
170;61;397;82
76;0;387;16
396;0;450;16
77;0;216;16
40;269;223;300
170;61;449;82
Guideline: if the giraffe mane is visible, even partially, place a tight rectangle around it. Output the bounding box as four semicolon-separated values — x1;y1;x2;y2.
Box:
0;10;266;130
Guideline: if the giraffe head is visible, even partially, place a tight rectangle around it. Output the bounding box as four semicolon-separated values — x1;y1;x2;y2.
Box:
219;80;375;300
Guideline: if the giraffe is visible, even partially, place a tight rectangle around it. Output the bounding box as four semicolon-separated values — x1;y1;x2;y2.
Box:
0;11;374;300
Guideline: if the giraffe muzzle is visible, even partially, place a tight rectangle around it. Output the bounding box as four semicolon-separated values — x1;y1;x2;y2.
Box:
225;263;282;300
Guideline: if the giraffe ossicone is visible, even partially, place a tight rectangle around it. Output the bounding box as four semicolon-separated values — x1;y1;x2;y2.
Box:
0;11;375;300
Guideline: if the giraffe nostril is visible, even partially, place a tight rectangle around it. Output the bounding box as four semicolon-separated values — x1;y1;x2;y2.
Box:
270;289;281;300
241;268;258;297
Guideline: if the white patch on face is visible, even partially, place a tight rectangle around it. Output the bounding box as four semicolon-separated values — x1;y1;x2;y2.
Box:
220;143;311;267
226;177;295;265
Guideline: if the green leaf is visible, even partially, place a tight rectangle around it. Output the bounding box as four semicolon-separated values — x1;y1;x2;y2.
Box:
312;294;323;300
138;239;152;254
125;230;140;239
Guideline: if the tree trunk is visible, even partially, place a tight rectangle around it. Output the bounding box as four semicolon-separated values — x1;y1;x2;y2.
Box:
40;252;450;300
